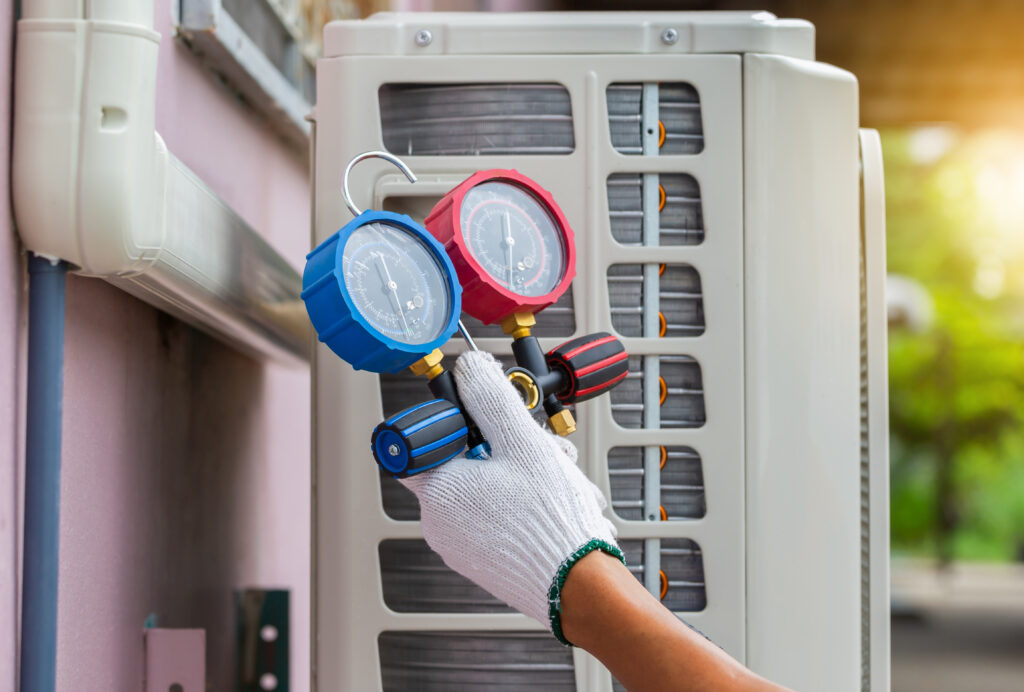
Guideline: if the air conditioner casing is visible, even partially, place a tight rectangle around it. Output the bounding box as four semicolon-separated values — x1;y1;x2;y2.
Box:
311;12;889;692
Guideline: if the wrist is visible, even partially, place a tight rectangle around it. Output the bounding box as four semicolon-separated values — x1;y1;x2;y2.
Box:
548;539;624;645
560;553;792;692
559;549;639;649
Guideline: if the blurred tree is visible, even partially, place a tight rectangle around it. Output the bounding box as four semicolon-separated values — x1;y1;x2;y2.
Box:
885;129;1024;563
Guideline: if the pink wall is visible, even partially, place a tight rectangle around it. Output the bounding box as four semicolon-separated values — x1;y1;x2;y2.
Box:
3;1;312;689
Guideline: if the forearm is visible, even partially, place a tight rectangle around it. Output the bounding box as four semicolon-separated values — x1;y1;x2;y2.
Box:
560;551;793;692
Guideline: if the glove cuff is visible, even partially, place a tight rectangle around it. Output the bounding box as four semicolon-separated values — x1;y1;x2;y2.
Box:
547;538;626;646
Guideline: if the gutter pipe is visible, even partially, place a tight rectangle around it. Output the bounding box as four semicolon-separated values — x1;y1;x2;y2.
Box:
19;253;67;692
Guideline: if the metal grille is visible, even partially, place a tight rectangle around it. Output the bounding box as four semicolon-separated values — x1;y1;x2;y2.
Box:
379;471;419;521
458;286;576;339
379;631;577;691
607;173;704;246
608;446;705;521
379;540;511;613
606;83;704;156
610;355;706;429
607;264;705;338
619;538;707;612
379;83;575;156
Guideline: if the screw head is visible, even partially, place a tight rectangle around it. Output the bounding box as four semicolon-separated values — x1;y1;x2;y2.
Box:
661;28;679;45
388;444;400;456
415;29;433;47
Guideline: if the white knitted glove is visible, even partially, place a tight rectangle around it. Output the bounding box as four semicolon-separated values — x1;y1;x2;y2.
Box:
400;350;622;644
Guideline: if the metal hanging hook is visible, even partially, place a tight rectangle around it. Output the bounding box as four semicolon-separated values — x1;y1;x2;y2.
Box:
342;150;417;217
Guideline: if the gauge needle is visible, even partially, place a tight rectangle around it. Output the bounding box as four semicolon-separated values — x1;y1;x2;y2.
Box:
502;210;515;287
374;252;411;335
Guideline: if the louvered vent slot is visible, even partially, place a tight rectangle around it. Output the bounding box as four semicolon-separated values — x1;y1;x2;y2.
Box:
609;356;644;428
606;83;703;156
458;286;576;339
608;446;705;521
617;538;706;611
658;83;704;155
379;355;571;519
660;174;705;245
610;356;706;428
661;356;706;427
607;173;704;246
607;264;705;338
379;540;512;613
379;84;575;156
606;173;643;244
379;631;577;691
662;538;707;611
606;84;643;154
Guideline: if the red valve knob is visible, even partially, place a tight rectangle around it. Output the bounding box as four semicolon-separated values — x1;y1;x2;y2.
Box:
546;332;629;404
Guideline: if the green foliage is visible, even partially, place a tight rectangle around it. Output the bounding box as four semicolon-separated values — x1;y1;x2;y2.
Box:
884;129;1024;562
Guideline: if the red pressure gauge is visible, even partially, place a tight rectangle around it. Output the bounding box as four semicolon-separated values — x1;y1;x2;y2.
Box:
424;170;577;325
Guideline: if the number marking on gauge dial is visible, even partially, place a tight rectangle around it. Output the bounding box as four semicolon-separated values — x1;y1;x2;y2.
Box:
341;222;451;346
424;169;576;325
460;181;564;298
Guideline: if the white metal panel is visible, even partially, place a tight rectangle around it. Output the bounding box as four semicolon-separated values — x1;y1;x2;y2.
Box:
860;128;891;692
742;53;862;690
324;11;813;60
314;49;745;691
314;11;881;691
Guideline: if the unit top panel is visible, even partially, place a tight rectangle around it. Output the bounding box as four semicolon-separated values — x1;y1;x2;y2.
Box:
323;11;814;60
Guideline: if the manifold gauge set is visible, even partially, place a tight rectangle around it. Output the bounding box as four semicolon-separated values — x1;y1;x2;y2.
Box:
302;151;629;477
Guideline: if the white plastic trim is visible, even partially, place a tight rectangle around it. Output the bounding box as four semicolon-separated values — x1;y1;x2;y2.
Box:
860;128;891;692
324;11;815;60
12;5;307;363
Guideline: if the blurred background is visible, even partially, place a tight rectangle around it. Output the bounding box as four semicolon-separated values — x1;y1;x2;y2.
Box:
286;0;1024;688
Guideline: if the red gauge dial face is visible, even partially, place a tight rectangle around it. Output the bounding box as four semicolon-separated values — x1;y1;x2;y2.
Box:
458;181;567;299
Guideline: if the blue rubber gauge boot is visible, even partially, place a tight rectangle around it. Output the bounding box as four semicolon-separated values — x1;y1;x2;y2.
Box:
302;209;461;374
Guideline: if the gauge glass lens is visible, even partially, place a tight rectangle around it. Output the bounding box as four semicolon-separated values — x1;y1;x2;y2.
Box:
459;181;566;297
342;222;451;346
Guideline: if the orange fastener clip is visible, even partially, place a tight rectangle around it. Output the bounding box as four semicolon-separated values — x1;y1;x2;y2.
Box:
659;376;667;404
658;312;667;337
659;570;668;600
658;184;666;211
658;121;666;148
660;505;667;521
660;445;667;469
659;263;666;276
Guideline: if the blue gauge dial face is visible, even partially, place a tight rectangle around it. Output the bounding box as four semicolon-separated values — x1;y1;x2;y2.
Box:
342;222;451;346
459;181;566;298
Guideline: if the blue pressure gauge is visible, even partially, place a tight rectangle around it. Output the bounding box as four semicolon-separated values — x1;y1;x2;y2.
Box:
302;155;462;373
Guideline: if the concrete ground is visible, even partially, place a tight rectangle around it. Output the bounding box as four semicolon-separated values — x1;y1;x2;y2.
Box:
891;561;1024;692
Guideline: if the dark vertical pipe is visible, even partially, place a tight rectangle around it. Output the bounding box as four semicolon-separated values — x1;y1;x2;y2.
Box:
20;254;66;692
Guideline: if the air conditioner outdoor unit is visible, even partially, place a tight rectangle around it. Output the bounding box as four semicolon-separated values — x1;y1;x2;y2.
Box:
311;11;889;692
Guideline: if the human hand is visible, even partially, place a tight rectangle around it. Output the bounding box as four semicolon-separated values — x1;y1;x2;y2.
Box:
399;350;622;642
